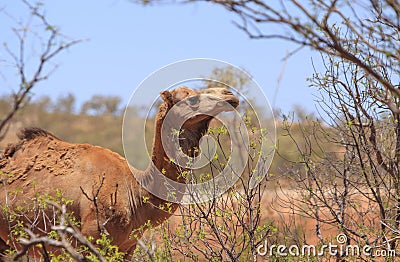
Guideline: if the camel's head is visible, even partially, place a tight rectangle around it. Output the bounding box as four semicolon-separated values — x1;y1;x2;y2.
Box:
160;86;239;126
159;86;239;157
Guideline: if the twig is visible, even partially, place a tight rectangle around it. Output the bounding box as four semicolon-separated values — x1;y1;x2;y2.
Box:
80;174;107;234
14;201;106;262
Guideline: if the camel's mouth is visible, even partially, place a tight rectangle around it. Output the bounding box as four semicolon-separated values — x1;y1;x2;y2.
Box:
214;96;239;112
222;98;239;109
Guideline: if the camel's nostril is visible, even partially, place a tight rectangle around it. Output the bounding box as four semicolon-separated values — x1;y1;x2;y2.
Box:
188;96;199;105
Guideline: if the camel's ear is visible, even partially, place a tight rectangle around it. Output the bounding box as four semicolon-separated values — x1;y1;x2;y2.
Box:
160;90;174;107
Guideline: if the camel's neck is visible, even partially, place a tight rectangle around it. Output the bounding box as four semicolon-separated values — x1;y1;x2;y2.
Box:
132;101;211;225
148;102;210;183
148;103;174;181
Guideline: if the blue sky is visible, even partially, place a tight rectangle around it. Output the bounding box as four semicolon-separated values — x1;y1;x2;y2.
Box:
0;0;319;114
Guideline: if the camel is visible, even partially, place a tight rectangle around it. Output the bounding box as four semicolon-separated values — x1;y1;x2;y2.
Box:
0;86;239;259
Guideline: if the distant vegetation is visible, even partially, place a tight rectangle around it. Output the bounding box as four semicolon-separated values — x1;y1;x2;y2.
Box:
0;94;124;156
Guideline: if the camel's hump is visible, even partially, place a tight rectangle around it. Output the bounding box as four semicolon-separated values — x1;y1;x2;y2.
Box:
17;127;59;141
1;128;59;159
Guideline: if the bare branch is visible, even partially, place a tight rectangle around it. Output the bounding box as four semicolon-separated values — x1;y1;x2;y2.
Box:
0;0;83;140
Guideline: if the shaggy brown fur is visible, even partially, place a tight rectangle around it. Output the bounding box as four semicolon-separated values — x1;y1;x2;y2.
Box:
0;86;239;258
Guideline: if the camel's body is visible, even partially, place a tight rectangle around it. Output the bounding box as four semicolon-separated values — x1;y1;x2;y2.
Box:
0;87;239;258
0;130;156;254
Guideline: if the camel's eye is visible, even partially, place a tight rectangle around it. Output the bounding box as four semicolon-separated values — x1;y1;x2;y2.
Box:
187;96;199;105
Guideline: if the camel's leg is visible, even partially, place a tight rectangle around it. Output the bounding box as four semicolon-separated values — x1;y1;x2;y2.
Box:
79;201;105;241
121;240;138;260
80;219;102;241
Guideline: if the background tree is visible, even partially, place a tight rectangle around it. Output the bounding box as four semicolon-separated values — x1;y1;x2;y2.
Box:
81;95;122;116
0;0;81;141
273;51;400;258
54;93;76;114
204;66;250;91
